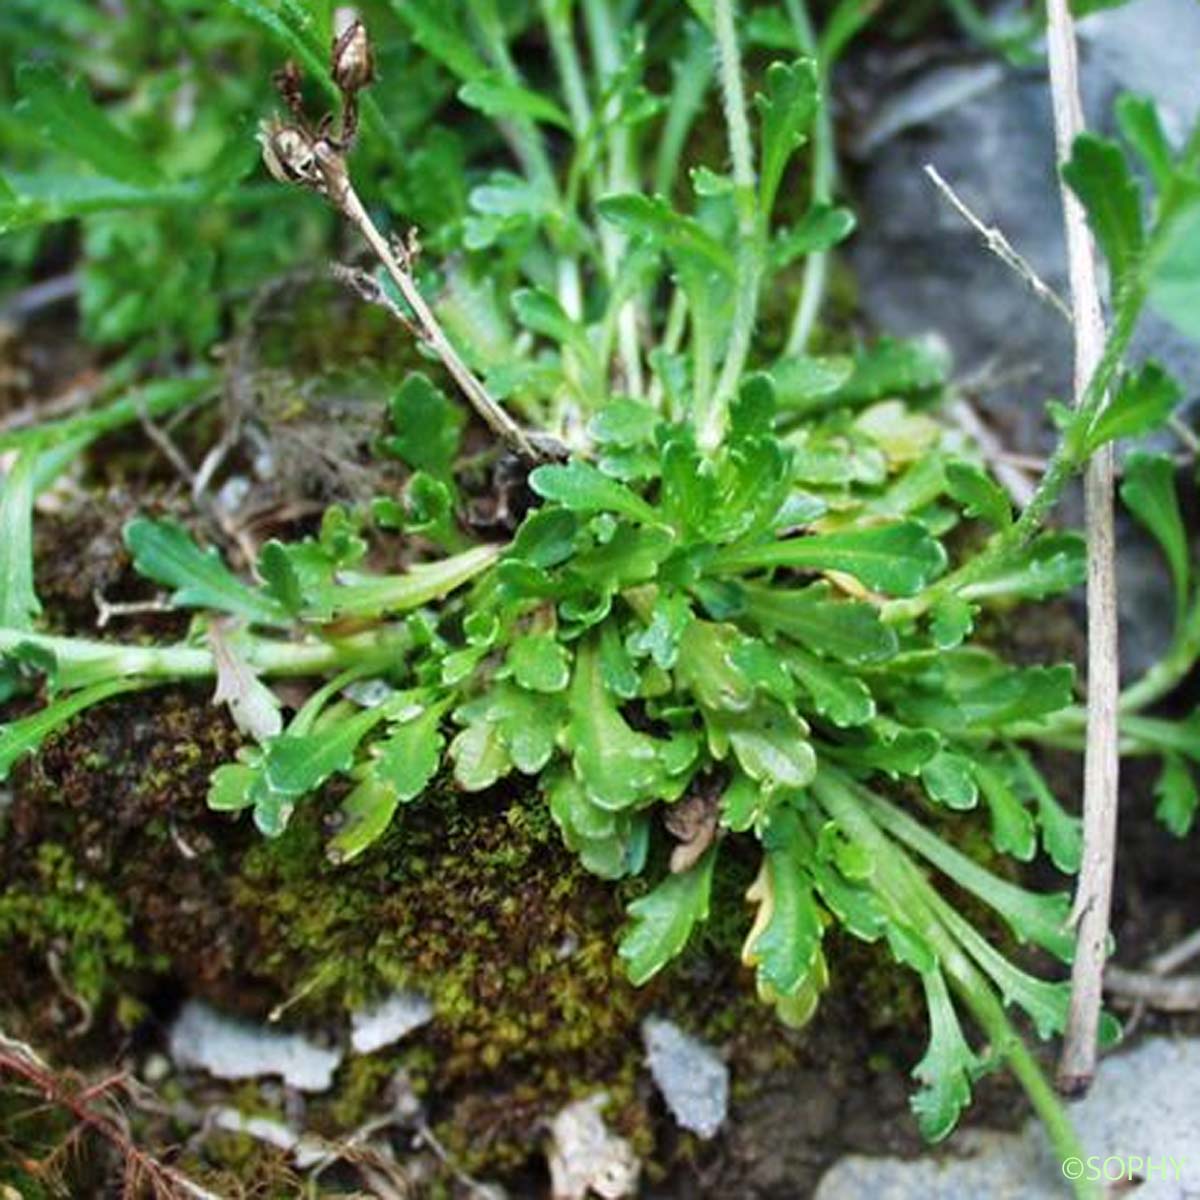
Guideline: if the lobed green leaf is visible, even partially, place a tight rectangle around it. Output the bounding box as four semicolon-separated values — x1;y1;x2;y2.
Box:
1083;362;1181;454
530;460;662;527
124;519;288;627
619;849;717;985
755;59;819;214
1062;133;1144;292
1120;452;1189;624
714;521;946;597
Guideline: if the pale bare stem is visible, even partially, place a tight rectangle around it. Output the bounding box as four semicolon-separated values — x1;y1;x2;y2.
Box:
1149;926;1200;974
0;1029;223;1200
414;1118;503;1200
1105;926;1200;1033
329;261;418;339
945;396;1037;508
1046;0;1120;1098
137;406;196;486
1103;967;1200;1013
259;16;555;460
93;589;175;629
1168;412;1200;456
316;149;544;463
923;164;1074;325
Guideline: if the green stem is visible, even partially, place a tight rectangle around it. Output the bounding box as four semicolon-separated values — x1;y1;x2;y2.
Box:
706;0;763;450
472;1;558;190
782;0;834;356
541;0;593;321
0;375;214;455
1115;592;1200;714
0;627;410;683
541;0;593;136
889;123;1200;626
474;0;583;319
990;565;1200;746
884;295;1142;625
913;863;1097;1197
582;0;644;395
813;769;1096;1197
943;0;1042;64
647;288;690;415
652;24;714;198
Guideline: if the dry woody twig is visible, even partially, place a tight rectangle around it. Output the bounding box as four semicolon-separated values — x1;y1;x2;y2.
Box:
1045;0;1121;1098
258;11;554;465
923;163;1074;325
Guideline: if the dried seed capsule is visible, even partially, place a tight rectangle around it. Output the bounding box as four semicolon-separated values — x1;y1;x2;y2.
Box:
258;118;321;189
273;59;306;121
332;9;374;95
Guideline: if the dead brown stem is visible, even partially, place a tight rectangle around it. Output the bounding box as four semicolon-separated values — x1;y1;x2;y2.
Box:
0;1031;220;1200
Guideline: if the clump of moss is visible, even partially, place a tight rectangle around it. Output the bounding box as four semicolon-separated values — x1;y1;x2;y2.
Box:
3;687;261;1020
230;785;658;1171
0;843;154;1017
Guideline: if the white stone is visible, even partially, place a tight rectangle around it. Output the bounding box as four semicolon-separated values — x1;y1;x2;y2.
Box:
169;1000;342;1092
350;990;434;1055
547;1093;639;1200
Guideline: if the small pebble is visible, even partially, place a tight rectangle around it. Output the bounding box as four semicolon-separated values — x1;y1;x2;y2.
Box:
642;1016;729;1140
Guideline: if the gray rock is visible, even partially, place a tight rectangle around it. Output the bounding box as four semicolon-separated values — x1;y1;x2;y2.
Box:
168;1000;342;1092
849;0;1200;434
815;1035;1200;1199
844;0;1200;676
350;990;434;1055
642;1016;729;1140
1079;0;1200;141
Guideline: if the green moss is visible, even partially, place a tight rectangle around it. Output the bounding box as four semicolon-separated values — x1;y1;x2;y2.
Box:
324;1055;399;1129
0;844;153;1011
226;785;659;1174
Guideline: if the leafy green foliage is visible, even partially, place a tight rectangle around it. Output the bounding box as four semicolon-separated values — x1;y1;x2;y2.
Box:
16;63;163;187
741;808;829;1025
755;59;819;215
530;461;661;526
911;968;982;1141
1082;363;1181;454
124;519;289;627
1063;133;1144;294
6;0;1200;1162
945;461;1012;530
1149;199;1200;342
1;679;142;782
713;521;947;596
1120;453;1189;623
0;453;42;631
1154;754;1198;837
381;374;466;479
619;849;716;984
